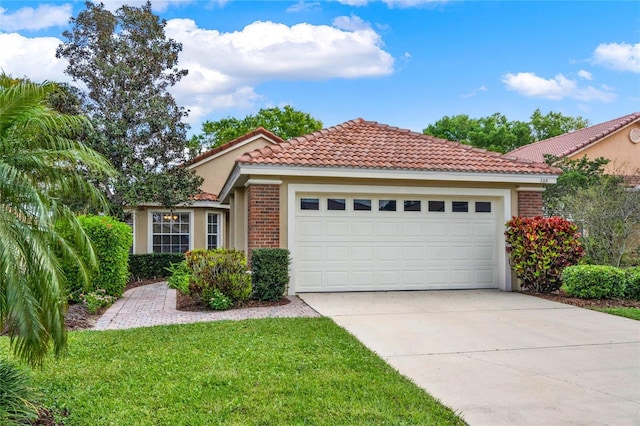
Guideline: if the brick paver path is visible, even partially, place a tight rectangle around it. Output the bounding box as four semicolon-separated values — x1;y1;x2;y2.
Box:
95;282;320;330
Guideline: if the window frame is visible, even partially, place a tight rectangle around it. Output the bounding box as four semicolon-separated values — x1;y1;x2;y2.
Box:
148;210;194;254
206;211;221;250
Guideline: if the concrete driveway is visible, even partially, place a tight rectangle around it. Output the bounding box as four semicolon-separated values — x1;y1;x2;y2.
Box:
300;290;640;426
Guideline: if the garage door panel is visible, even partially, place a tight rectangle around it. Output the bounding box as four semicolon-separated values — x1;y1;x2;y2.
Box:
294;194;500;292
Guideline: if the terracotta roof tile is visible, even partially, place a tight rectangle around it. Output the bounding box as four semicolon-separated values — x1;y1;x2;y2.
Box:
508;112;640;163
187;127;285;166
191;192;218;202
237;119;559;175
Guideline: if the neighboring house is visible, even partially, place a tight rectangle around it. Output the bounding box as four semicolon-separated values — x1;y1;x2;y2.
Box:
508;112;640;176
128;119;560;293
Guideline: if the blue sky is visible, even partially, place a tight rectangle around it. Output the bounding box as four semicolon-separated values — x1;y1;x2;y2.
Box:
1;0;639;136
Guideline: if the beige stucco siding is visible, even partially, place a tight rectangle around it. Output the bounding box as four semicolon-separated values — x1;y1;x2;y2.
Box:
570;122;640;175
191;138;276;196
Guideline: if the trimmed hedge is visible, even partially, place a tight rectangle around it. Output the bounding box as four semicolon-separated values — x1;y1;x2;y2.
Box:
61;215;132;300
185;249;251;305
129;253;185;280
562;265;626;299
624;267;640;300
252;248;291;301
505;216;584;293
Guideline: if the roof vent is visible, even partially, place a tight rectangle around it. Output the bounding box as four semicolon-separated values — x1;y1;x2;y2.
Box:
630;128;640;144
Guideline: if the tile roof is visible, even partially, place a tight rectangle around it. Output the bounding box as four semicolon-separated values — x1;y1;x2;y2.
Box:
237;119;559;175
188;127;284;166
191;191;218;202
508;112;640;163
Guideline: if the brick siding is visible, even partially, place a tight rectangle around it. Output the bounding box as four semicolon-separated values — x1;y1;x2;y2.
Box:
247;184;280;263
518;191;543;217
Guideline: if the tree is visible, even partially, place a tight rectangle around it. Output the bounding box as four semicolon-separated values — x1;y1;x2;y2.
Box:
0;76;114;366
192;105;323;150
56;1;202;211
423;109;589;153
530;108;589;141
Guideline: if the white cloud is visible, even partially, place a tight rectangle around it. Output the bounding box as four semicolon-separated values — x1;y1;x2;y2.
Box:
332;15;370;31
337;0;447;7
166;18;393;123
0;4;72;31
593;42;640;73
286;1;321;12
461;85;488;98
502;72;615;103
577;69;592;80
0;33;69;83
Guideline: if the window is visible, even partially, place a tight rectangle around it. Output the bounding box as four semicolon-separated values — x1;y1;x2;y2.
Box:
328;198;346;211
475;201;492;213
354;199;371;211
452;201;469;213
124;211;134;253
404;200;421;211
428;201;445;212
207;213;220;249
301;198;319;210
151;212;190;253
379;200;397;211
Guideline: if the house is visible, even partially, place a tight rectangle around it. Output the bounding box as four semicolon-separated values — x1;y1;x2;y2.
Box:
508;112;640;176
128;118;560;293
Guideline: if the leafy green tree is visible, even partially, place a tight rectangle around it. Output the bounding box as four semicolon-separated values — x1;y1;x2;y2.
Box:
423;109;589;153
530;108;589;141
192;105;323;150
56;1;202;211
0;76;114;366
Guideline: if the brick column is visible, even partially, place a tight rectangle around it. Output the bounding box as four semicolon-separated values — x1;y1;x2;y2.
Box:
246;183;280;263
517;190;544;217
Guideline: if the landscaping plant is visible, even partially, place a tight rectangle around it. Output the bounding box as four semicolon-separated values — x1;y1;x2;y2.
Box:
561;265;626;299
185;249;251;307
251;248;291;301
505;216;584;292
130;253;185;280
165;261;192;295
0;360;39;425
624;267;640;301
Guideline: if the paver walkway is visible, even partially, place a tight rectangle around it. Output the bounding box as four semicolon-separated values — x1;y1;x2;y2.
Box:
95;282;320;330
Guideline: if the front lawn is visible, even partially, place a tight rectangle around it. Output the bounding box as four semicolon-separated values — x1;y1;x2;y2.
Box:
592;307;640;320
19;318;465;425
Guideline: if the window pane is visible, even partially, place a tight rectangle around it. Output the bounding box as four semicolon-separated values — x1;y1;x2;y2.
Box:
353;199;371;211
404;200;421;211
301;198;319;210
379;200;397;211
428;201;445;212
452;201;469;212
327;198;346;211
475;201;492;213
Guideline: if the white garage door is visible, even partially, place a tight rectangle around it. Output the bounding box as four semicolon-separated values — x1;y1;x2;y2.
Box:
294;194;501;292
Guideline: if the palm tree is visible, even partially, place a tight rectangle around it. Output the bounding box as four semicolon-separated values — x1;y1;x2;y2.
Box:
0;75;114;366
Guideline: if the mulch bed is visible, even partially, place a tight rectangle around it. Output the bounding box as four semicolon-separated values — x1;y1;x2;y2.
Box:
176;291;290;312
521;289;640;309
31;408;67;426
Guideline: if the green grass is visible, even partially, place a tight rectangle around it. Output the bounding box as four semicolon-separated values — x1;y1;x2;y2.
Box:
8;318;465;425
592;307;640;320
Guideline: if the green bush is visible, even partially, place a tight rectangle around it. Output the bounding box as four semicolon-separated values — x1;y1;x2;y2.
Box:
81;289;117;314
129;253;185;280
0;360;39;425
166;261;191;294
252;248;290;301
562;265;626;299
624;267;640;300
203;288;233;310
505;216;584;293
60;215;132;300
185;249;251;306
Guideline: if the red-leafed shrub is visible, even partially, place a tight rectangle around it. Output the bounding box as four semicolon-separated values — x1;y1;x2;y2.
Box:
505;216;584;293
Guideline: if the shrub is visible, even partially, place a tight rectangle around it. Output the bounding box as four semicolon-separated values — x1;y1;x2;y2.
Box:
562;265;626;299
185;249;251;306
505;216;584;293
0;360;39;425
129;253;185;280
166;261;191;294
624;267;640;300
203;288;233;310
252;248;290;301
60;215;132;301
81;289;117;314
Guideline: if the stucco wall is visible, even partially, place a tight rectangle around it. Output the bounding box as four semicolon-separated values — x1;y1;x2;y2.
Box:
570;122;640;175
